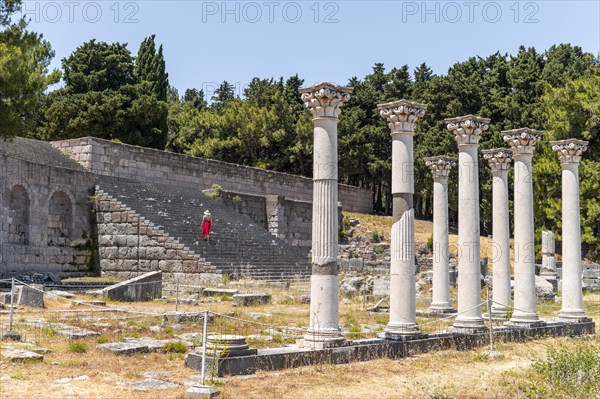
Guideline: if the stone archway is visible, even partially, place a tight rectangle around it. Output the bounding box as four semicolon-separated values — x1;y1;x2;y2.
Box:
47;190;73;246
8;185;30;245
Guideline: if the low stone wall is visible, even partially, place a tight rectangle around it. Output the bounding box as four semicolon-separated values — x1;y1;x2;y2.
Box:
52;137;373;213
94;189;221;286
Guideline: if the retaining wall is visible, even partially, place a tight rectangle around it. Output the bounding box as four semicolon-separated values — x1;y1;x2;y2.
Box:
52;137;373;213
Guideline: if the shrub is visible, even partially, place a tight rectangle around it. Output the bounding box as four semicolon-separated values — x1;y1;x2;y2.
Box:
96;334;109;344
528;341;600;399
211;183;222;190
68;342;87;353
163;341;187;353
427;235;434;251
232;195;243;204
370;230;381;243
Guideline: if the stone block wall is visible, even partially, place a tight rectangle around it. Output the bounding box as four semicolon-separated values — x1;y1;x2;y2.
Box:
94;189;221;286
52;137;373;213
0;154;96;278
215;190;313;247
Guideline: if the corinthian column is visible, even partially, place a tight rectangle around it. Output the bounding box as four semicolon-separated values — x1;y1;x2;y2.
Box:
482;148;513;318
445;115;489;333
378;99;427;339
299;82;351;347
503;128;544;327
425;156;456;314
551;139;590;323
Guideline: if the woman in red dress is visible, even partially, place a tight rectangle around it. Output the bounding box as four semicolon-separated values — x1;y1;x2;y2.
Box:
202;210;212;241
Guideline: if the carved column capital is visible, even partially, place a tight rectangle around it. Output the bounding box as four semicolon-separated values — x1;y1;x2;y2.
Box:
299;82;352;119
482;148;513;173
550;138;588;165
424;156;456;179
445;115;490;146
378;99;427;134
502;128;543;156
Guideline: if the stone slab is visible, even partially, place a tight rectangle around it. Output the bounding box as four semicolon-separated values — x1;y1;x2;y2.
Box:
1;348;44;362
97;342;151;355
185;385;220;398
131;378;179;391
102;271;162;302
202;288;238;297
0;330;21;341
164;311;214;323
15;285;45;308
232;293;271;306
57;328;101;339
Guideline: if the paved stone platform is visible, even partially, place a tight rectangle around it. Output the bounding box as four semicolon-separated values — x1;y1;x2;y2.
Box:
185;321;594;376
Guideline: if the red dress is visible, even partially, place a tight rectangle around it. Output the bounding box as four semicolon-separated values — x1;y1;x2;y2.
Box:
202;220;212;237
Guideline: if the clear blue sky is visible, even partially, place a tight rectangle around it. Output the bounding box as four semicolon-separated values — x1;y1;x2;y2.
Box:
21;0;600;98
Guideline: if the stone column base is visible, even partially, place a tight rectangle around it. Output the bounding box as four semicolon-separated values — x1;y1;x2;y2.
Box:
505;317;546;329
490;304;510;320
556;310;590;324
428;304;456;315
384;322;422;340
453;318;487;334
301;328;345;349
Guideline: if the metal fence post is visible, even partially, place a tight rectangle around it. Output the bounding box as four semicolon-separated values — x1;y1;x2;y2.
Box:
9;277;15;331
201;309;209;384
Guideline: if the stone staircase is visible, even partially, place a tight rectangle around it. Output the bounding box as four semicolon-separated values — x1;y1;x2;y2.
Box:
95;176;311;281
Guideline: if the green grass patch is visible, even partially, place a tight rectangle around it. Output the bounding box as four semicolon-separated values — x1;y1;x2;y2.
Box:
163;341;187;353
68;341;88;353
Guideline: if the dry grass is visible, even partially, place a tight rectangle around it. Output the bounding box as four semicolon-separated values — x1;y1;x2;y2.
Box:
219;336;599;399
1;285;598;399
344;212;515;268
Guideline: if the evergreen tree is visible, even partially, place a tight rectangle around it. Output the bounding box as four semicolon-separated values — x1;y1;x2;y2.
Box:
39;40;167;149
211;81;236;112
135;35;169;101
1;2;60;138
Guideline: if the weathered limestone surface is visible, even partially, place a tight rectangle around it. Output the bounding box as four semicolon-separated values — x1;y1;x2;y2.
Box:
300;82;351;346
101;271;162;301
504;128;544;326
0;138;95;278
552;139;590;323
379;99;427;338
14;284;45;308
482;148;513;317
52;136;372;213
446;115;489;332
425;156;456;314
221;191;313;247
541;231;557;276
232;293;272;306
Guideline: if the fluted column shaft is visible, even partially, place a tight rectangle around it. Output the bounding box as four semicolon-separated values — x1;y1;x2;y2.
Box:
446;115;489;333
300;83;351;346
512;154;538;322
482;148;512;317
491;169;511;315
552;139;589;323
504;128;543;326
457;145;483;327
378;99;427;338
426;157;456;313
